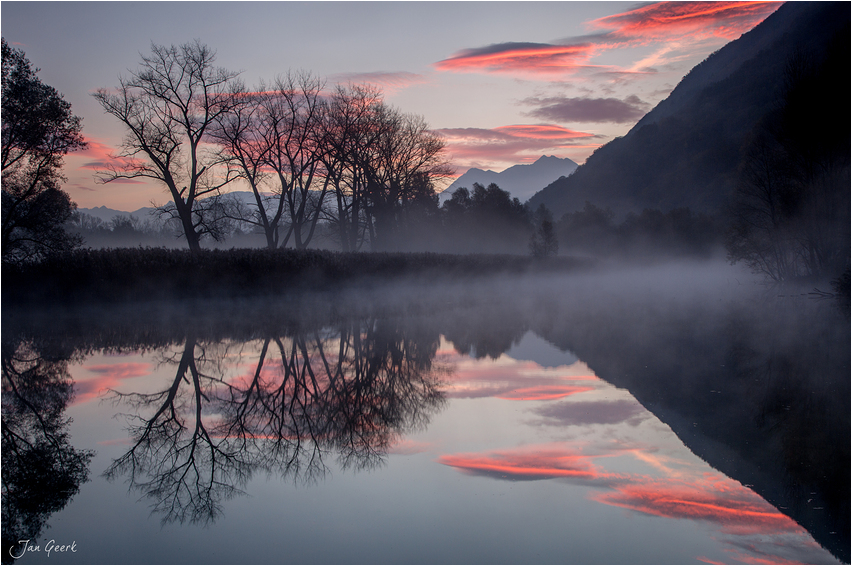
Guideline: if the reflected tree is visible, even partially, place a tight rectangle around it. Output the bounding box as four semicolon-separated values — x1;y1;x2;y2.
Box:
1;339;92;564
104;336;252;524
105;320;446;525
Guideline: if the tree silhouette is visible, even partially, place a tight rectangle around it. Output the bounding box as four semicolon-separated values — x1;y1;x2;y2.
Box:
1;38;86;265
93;41;240;252
1;339;92;564
529;204;558;258
211;72;329;250
727;35;850;282
105;320;446;525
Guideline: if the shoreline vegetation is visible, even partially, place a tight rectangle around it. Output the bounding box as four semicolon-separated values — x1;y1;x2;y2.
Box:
2;247;595;305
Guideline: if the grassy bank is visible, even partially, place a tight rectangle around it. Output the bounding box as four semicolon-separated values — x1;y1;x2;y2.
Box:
2;247;594;304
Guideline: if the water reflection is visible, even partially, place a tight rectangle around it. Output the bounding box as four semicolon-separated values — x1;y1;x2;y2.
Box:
437;337;840;564
1;269;848;563
1;340;93;564
104;319;446;525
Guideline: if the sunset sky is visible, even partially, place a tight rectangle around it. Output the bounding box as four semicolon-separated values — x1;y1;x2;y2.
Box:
2;1;782;210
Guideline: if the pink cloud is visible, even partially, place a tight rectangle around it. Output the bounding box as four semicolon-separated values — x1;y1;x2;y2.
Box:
329;71;427;95
69;136;146;180
493;124;595;140
388;439;435;455
438;446;610;481
74;362;152;404
590;1;784;42
435;42;597;76
436;125;600;166
496;385;595;401
443;358;599;400
593;478;800;536
439;443;805;539
434;2;781;77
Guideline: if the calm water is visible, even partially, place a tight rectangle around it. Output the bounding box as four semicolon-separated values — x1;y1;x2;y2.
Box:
2;263;848;564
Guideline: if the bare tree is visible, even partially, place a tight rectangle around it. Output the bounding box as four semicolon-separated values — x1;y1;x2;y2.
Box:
319;84;449;251
209;81;282;248
267;72;329;249
364;107;450;250
211;72;330;250
319;83;385;252
92;41;239;252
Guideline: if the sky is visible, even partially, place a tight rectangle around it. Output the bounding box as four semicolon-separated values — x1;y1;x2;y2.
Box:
1;1;783;211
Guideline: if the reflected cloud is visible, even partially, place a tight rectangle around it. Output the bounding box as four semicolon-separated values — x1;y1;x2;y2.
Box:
531;398;648;425
593;478;799;535
438;445;616;482
74;362;152;404
388;439;435;455
496;385;595;401
440;439;818;563
444;355;599;401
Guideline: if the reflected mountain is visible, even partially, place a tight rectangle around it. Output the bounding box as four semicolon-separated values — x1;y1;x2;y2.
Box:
1;339;93;564
527;285;850;563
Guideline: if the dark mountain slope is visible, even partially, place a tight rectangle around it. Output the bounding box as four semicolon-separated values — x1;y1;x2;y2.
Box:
529;2;850;219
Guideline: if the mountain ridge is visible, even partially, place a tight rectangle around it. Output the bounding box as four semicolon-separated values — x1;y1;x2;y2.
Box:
441;155;578;204
528;2;850;219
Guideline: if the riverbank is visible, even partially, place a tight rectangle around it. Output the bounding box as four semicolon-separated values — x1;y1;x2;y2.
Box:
2;247;594;304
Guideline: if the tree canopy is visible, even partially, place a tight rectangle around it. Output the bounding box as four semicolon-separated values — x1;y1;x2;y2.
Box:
2;38;86;264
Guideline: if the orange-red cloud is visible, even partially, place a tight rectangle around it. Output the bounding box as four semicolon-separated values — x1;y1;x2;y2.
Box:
438;447;611;481
593;479;800;536
435;2;781;77
591;1;784;42
435;42;596;76
440;444;805;539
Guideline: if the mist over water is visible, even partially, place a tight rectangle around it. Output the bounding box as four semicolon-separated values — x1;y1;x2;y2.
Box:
2;258;848;564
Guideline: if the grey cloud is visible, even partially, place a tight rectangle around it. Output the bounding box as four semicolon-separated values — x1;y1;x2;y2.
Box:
523;95;651;124
532;399;647;427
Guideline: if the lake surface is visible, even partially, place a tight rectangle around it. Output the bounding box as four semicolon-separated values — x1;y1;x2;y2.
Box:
2;262;848;564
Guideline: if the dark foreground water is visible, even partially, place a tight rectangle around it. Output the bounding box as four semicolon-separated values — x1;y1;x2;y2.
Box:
2;262;848;564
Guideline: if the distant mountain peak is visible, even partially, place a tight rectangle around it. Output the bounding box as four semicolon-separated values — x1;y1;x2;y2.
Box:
441;155;578;204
